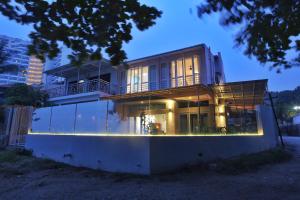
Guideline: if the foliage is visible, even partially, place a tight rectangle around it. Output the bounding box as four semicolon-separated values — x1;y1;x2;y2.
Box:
0;40;8;65
0;0;162;65
198;0;300;71
271;86;300;122
4;83;49;107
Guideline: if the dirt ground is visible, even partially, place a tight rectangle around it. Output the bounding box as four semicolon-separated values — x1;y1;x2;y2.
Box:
0;137;300;200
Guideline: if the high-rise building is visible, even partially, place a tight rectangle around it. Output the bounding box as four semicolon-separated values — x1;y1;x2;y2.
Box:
0;35;29;85
0;35;62;86
26;56;44;85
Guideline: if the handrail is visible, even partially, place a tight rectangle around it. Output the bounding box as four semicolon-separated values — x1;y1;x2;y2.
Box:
47;78;111;98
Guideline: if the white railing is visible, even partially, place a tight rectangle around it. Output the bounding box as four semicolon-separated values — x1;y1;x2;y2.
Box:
124;73;200;94
47;78;111;98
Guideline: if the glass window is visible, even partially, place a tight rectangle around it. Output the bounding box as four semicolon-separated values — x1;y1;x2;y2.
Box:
142;66;148;83
177;59;183;87
176;59;183;77
185;57;193;85
193;56;199;74
171;61;176;87
194;56;200;84
126;66;149;93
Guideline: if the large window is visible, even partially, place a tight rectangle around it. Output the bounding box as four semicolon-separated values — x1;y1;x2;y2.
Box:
171;55;200;87
126;66;149;93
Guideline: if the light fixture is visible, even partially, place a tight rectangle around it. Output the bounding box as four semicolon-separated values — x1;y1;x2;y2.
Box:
294;106;300;110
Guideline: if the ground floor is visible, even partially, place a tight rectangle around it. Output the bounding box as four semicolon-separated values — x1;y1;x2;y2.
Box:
30;80;267;136
26;104;278;174
1;137;297;200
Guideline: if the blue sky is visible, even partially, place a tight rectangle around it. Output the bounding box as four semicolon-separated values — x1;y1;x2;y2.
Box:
0;0;299;91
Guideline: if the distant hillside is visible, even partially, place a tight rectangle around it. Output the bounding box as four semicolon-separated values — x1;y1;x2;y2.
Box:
271;86;300;122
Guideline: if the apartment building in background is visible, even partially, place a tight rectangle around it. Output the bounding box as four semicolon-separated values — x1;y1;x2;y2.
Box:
0;35;61;86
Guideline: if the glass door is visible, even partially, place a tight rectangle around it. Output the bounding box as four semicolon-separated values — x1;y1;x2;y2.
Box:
179;114;188;133
160;63;169;89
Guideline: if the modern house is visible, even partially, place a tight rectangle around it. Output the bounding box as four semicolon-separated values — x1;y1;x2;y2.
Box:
25;44;279;174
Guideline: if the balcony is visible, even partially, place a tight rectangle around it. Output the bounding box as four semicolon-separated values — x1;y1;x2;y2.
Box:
47;78;111;98
125;73;200;94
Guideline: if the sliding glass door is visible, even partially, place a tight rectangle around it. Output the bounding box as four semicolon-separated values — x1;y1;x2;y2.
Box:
171;55;200;88
126;66;149;93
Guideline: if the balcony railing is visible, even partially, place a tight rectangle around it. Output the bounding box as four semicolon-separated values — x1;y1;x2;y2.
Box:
124;73;200;94
47;78;110;98
47;74;201;98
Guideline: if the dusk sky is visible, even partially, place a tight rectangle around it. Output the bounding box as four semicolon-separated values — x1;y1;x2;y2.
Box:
0;0;299;91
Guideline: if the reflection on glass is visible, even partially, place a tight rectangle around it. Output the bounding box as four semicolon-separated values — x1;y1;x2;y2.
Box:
127;66;149;93
185;57;193;85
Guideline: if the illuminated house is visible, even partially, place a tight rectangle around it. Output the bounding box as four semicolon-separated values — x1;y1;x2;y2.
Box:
26;44;279;174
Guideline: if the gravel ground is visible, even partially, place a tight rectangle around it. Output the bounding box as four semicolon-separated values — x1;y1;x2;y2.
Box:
0;137;300;200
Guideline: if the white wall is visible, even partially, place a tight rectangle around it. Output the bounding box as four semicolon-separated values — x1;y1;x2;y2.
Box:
26;105;279;175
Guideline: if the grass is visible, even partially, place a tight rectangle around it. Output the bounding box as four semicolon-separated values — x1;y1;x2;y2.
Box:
213;148;293;175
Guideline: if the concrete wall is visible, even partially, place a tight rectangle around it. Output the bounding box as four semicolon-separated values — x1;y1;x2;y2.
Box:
26;105;279;175
26;135;150;174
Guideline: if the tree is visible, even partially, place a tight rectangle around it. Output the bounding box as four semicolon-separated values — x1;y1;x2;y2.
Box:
0;40;8;65
0;0;162;65
198;0;300;71
4;84;49;107
271;86;300;123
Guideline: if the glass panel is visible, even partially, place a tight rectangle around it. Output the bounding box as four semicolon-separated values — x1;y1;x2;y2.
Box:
185;57;193;85
160;63;169;89
149;65;156;90
176;59;183;77
50;104;76;133
171;61;176;87
75;101;107;133
142;66;148;91
142;114;167;134
177;59;184;87
179;114;188;133
190;114;199;133
193;56;200;84
31;107;52;133
126;69;131;93
142;66;148;83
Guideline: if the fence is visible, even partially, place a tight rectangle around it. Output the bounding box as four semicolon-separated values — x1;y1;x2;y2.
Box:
6;106;34;147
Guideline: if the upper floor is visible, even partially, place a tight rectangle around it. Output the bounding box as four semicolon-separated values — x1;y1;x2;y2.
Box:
44;44;225;104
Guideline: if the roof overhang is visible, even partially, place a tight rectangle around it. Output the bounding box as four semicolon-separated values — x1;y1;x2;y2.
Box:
44;59;113;78
102;84;213;102
213;79;268;109
102;79;268;108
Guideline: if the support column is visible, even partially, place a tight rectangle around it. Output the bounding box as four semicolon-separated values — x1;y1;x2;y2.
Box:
166;100;176;135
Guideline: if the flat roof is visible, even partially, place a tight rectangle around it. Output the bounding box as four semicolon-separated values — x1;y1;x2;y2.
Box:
102;84;213;102
44;59;112;78
127;44;205;64
45;44;207;77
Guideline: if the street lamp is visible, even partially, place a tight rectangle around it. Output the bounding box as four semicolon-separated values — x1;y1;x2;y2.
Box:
294;106;300;110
